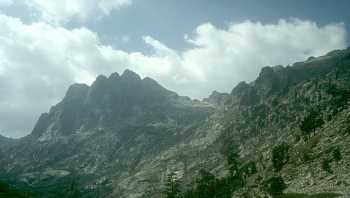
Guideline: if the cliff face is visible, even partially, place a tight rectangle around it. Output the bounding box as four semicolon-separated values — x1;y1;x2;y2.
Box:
1;48;350;197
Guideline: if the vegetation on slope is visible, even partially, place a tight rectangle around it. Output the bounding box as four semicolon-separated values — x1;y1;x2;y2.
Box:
0;181;32;198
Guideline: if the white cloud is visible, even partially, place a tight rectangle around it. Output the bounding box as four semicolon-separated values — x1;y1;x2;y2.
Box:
0;15;347;137
174;19;347;96
23;0;132;24
139;19;347;97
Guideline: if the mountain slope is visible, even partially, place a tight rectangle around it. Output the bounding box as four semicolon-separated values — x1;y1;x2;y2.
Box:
214;48;350;197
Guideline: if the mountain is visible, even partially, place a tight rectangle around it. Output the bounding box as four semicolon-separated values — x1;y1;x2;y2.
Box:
0;135;16;150
1;48;350;198
0;69;215;197
0;135;8;144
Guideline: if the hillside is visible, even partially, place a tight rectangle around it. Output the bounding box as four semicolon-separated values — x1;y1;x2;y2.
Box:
215;48;350;197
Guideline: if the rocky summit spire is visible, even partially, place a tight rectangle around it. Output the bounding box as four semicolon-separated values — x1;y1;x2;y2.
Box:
29;69;206;139
109;72;120;79
121;69;141;81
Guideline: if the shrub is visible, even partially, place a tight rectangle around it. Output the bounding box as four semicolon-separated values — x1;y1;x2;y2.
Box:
272;143;290;172
263;176;287;197
0;181;30;198
240;161;257;176
195;169;217;198
227;149;240;177
300;110;324;140
345;126;350;135
163;172;182;198
302;151;312;162
321;158;333;174
332;147;342;162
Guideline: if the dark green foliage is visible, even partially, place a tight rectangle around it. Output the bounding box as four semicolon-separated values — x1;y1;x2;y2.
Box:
300;110;324;140
166;147;248;198
240;161;257;177
294;134;301;143
0;177;102;198
272;143;290;172
263;176;287;197
302;151;312;162
326;84;350;112
332;147;342;162
64;181;82;198
181;169;242;198
163;172;182;198
226;148;240;178
0;181;31;198
322;158;333;173
326;114;333;122
32;177;88;198
345;126;350;135
194;170;218;198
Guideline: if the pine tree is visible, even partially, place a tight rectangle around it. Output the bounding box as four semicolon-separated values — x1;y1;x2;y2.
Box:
227;150;240;178
300;110;324;140
263;176;287;197
163;172;182;198
272;143;289;172
195;170;217;198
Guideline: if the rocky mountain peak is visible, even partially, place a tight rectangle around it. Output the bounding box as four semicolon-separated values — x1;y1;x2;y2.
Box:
29;69;210;141
231;81;251;95
109;72;120;79
230;81;259;106
63;83;90;102
121;69;141;81
203;90;230;106
254;66;281;95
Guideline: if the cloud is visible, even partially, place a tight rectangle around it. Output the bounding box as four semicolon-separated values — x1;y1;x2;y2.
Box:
140;19;347;98
173;19;347;96
0;15;347;137
21;0;132;24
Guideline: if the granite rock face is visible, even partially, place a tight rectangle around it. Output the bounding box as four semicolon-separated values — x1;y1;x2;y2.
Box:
1;48;350;197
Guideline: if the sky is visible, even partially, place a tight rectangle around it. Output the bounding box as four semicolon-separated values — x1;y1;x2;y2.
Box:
0;0;349;138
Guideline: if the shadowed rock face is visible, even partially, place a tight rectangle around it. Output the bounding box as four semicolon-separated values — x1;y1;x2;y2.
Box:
0;69;215;198
1;48;350;197
31;69;207;140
